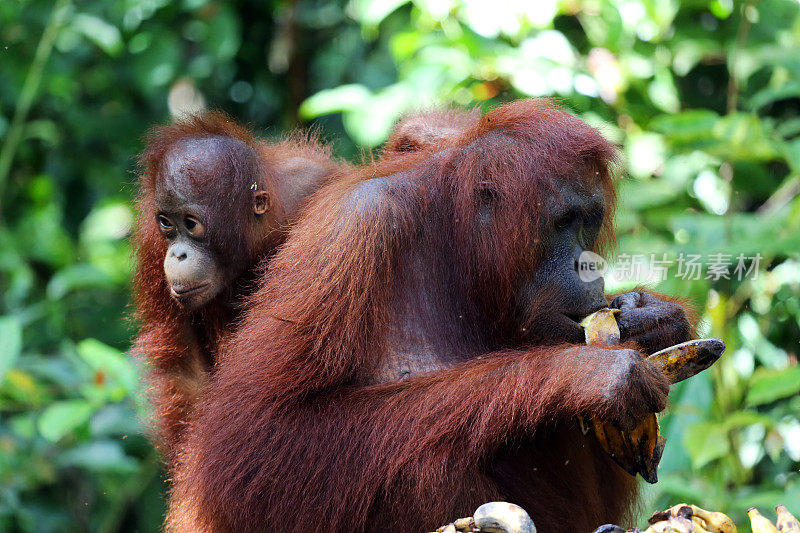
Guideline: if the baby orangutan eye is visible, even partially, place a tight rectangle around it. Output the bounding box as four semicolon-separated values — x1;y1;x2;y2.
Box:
157;214;174;231
184;216;205;237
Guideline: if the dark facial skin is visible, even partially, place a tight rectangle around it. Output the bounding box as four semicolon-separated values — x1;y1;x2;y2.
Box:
508;176;686;429
515;178;692;354
156;138;271;310
516;179;608;344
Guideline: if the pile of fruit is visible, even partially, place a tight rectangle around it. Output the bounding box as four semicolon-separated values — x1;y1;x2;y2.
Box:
594;503;799;533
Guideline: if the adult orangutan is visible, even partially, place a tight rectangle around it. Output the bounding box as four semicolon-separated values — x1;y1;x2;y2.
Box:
167;100;695;532
132;111;343;462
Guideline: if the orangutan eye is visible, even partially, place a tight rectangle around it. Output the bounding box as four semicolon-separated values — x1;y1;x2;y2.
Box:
585;209;604;229
184;216;205;237
554;212;576;229
156;214;174;230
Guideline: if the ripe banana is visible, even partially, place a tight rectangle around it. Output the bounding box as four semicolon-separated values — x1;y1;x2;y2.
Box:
579;309;725;483
649;339;725;384
580;308;661;482
776;505;800;533
748;508;779;533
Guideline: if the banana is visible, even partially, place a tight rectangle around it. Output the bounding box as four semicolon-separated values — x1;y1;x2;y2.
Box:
580;308;621;344
580;308;662;483
590;416;637;476
643;516;696;533
691;505;737;533
648;339;725;384
627;413;665;484
692;517;714;533
653;504;737;533
579;309;725;484
748;508;779;533
776;505;800;533
650;504;693;523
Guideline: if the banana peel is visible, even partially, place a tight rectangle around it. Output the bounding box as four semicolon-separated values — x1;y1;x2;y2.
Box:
650;504;737;533
588;412;665;483
579;308;725;484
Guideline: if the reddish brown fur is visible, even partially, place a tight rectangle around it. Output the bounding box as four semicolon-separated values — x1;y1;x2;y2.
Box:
384;108;481;154
132;112;343;463
167;100;691;532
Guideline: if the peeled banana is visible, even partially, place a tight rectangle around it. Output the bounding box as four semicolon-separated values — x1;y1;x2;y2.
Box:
579;308;725;483
748;508;779;533
580;308;621;344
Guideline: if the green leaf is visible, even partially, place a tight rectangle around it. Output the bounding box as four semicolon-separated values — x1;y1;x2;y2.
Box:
625;132;666;179
57;440;138;473
749;80;800;110
668;213;800;256
745;366;800;406
38;399;94;442
683;422;730;469
299;84;373;119
71;13;123;57
650;109;719;144
782;138;800;174
711;113;782;161
657;372;713;474
80;202;133;245
617;177;682;210
730;489;793;513
46;264;115;300
648;69;680;113
652;111;783;162
341;86;409;147
721;410;772;431
77;338;138;397
0;316;22;381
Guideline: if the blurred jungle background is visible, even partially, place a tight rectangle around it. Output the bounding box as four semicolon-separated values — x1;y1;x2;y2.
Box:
1;0;799;531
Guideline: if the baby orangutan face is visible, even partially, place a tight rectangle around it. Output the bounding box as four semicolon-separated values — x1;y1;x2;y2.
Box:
155;137;272;310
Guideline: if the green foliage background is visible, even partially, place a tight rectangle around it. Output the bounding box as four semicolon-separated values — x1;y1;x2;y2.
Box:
1;0;799;531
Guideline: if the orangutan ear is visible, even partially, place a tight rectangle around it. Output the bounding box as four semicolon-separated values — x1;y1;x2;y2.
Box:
253;190;271;215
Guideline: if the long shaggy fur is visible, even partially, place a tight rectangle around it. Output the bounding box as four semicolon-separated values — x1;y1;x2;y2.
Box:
131;111;342;463
167;100;688;532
